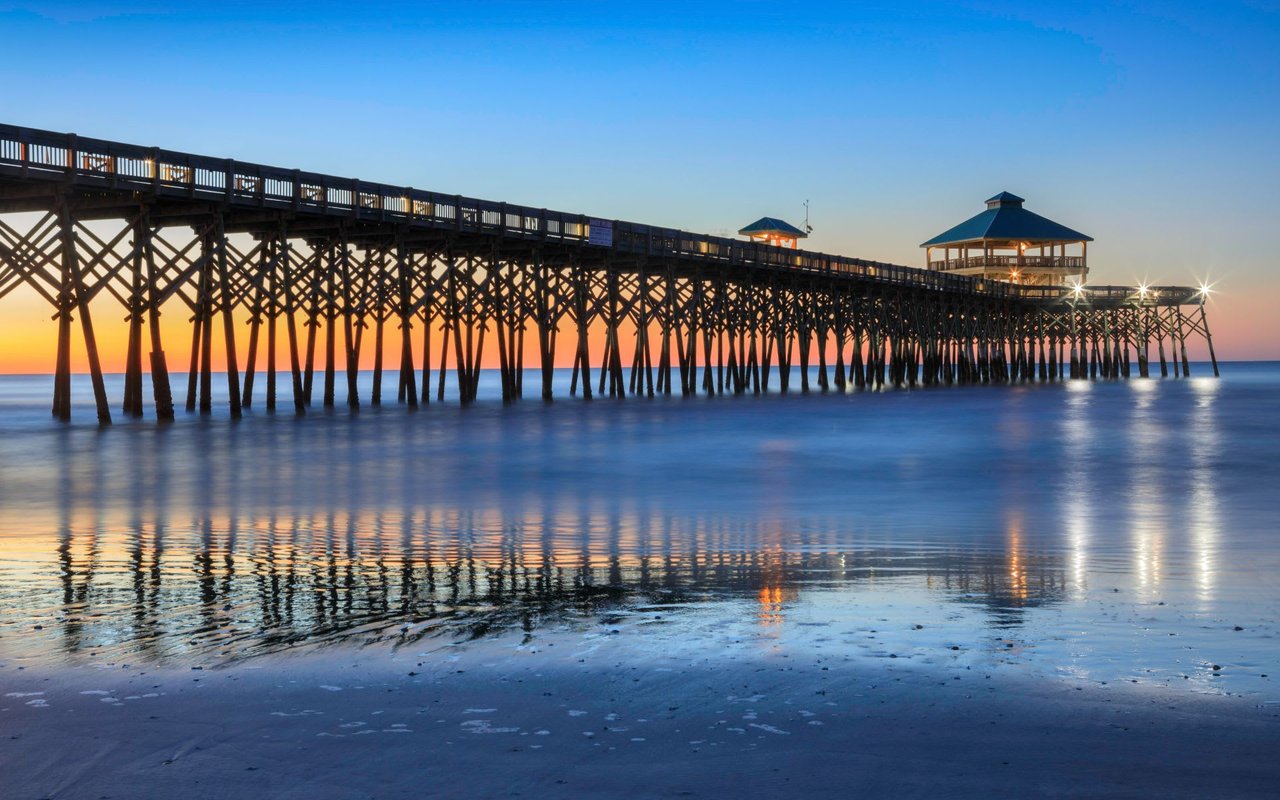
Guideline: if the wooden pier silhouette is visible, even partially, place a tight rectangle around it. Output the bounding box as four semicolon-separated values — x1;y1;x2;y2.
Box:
0;124;1218;424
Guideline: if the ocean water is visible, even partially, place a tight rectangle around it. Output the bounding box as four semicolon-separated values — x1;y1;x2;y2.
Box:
0;364;1276;696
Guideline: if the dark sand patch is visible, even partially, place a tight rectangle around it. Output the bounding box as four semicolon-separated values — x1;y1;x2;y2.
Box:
3;643;1277;799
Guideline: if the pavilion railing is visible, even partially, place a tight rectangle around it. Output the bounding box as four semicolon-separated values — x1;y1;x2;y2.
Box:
928;255;1087;272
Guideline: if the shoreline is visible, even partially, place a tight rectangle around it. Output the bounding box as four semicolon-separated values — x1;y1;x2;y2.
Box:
4;640;1278;799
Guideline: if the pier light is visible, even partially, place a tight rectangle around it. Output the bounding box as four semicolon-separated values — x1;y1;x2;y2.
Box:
1138;283;1149;298
738;217;808;250
1070;280;1085;299
921;192;1092;287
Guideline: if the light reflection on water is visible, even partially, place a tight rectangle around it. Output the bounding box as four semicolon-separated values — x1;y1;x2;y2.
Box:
1190;379;1221;610
1061;381;1093;602
0;366;1277;695
1129;379;1164;601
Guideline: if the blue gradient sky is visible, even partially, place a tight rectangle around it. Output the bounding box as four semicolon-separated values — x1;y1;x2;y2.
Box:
1;1;1277;357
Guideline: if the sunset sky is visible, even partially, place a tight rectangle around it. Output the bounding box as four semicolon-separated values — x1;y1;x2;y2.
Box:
1;0;1276;371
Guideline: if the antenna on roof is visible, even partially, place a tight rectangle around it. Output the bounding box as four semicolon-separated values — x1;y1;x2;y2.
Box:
803;199;813;234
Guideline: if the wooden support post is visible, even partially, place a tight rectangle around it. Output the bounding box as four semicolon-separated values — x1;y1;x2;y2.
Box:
516;315;526;399
677;314;693;396
141;211;174;421
421;309;434;406
185;247;207;412
1038;326;1048;382
761;323;774;393
643;271;656;398
52;298;72;421
340;239;360;409
576;271;592;401
266;277;278;412
833;327;847;391
436;315;450;403
776;326;790;394
123;214;146;417
1137;308;1150;378
199;275;213;413
281;233;306;414
715;328;725;395
367;249;384;406
498;289;513;403
323;243;337;408
242;301;261;409
451;258;468;404
1176;308;1191;377
420;254;433;406
303;247;320;406
395;239;417;408
1199;305;1219;377
816;317;830;392
875;332;886;389
1068;309;1080;379
52;212;72;421
213;213;242;418
78;294;112;425
1162;316;1172;376
798;322;812;393
852;326;864;389
702;325;715;396
470;306;486;404
536;253;556;401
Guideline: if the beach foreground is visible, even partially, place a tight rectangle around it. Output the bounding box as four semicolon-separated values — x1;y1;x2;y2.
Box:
3;368;1279;797
4;640;1278;799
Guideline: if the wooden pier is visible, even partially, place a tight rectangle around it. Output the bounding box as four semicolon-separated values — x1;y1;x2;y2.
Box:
0;124;1218;424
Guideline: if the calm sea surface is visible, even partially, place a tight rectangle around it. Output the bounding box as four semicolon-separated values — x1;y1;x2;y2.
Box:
1;365;1277;695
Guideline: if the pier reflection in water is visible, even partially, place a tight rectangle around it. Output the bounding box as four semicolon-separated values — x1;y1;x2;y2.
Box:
0;368;1275;691
3;500;1068;665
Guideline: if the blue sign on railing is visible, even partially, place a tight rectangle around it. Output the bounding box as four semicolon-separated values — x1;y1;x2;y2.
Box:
588;219;613;247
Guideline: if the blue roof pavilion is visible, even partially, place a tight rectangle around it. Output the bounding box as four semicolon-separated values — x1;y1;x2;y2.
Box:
922;193;1092;287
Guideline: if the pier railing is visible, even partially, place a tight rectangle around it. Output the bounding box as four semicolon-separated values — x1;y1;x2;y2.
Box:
1017;285;1204;306
0;123;1195;308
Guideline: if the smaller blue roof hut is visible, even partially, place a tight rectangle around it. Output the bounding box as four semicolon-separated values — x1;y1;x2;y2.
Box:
739;217;808;249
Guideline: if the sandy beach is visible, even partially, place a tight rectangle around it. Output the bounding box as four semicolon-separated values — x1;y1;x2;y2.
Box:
5;632;1279;799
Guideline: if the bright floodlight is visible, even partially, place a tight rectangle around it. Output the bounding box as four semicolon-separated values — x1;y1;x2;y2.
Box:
1138;283;1149;297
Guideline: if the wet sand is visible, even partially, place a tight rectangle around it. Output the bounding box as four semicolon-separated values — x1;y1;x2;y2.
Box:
4;638;1278;799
